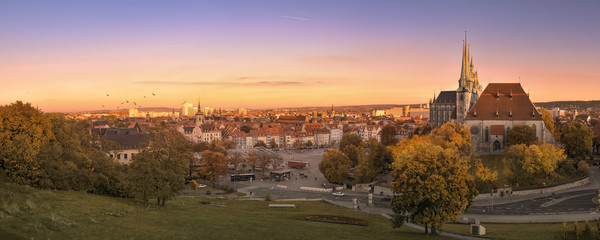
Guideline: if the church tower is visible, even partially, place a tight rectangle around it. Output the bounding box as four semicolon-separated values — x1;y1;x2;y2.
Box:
195;99;204;127
456;31;482;124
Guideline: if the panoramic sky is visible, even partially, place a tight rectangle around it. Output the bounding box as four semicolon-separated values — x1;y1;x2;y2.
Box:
1;0;599;112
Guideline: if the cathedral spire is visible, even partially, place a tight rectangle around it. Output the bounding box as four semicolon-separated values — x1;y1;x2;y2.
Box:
460;30;469;86
197;98;202;116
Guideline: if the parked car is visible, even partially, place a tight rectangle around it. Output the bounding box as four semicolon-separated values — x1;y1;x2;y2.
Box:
381;196;392;201
198;184;207;188
332;192;345;197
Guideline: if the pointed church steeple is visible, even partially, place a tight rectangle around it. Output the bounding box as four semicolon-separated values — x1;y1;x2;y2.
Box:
195;98;204;126
197;99;202;116
460;30;471;88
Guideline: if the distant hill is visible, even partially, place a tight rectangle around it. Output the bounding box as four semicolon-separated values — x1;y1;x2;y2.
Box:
534;100;600;110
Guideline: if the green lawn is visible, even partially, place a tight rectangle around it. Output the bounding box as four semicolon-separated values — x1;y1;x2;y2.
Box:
0;182;449;240
443;222;574;240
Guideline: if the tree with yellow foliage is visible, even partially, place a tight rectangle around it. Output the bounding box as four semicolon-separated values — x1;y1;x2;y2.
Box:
428;122;472;156
391;136;477;234
503;143;565;186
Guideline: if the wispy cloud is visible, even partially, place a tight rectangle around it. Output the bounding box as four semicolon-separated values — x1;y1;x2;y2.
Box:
135;80;305;86
165;44;195;47
278;15;311;21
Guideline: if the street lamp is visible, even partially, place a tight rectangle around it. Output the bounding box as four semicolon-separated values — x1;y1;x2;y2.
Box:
491;189;494;212
543;182;547;203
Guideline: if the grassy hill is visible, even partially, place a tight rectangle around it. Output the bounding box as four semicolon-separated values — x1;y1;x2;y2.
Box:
0;182;448;240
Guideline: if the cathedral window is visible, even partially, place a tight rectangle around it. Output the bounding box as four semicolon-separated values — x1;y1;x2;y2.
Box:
485;127;489;142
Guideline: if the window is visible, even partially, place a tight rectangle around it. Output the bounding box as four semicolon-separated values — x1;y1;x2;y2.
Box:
493;140;501;151
131;153;135;159
124;154;128;159
485;127;489;142
532;124;537;133
110;154;114;159
117;154;121;159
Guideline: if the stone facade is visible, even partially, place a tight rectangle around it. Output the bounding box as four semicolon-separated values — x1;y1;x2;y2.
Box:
465;83;554;154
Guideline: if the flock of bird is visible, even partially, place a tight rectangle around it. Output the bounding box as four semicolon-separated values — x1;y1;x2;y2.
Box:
102;92;157;110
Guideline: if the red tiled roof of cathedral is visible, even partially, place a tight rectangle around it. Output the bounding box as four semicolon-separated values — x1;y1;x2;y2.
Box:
466;83;541;121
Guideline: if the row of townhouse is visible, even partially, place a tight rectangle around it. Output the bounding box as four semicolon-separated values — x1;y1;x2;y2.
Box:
224;122;344;149
344;124;382;142
177;113;387;149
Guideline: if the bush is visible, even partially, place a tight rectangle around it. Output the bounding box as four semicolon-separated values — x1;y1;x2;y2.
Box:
264;193;271;201
556;160;577;176
191;180;199;191
577;161;590;175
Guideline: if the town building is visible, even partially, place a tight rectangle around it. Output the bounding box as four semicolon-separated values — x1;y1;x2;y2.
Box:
181;101;195;117
177;102;222;143
91;124;148;164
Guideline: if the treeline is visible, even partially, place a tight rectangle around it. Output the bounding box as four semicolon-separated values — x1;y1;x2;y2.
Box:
319;133;393;184
0;101;192;206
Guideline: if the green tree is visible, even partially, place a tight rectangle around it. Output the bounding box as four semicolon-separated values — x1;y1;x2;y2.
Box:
319;150;352;184
254;140;267;148
198;150;228;185
539;108;555;137
0;101;53;185
306;140;314;147
354;138;388;183
380;124;398;146
342;144;364;166
38;113;123;195
507;124;538;146
128;126;192;206
561;121;593;158
339;133;363;151
391;137;477;234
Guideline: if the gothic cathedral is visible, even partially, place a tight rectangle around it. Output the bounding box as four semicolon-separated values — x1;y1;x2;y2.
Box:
430;31;482;127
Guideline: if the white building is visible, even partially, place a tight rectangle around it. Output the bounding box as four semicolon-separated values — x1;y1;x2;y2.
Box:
181;101;194;117
178;109;221;143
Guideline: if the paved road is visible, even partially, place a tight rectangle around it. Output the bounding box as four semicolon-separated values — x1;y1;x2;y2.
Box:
193;148;600;224
467;189;598;214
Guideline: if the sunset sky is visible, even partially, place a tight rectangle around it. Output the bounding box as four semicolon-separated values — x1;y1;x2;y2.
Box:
1;0;599;112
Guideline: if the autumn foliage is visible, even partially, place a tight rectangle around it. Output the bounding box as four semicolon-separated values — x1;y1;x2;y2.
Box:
390;123;478;233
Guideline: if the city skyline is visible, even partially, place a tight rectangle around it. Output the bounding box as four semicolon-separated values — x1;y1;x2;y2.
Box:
1;1;599;112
